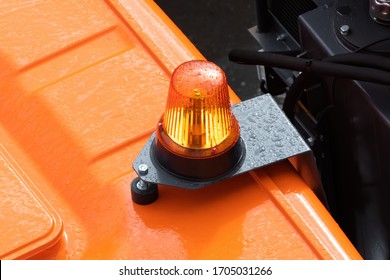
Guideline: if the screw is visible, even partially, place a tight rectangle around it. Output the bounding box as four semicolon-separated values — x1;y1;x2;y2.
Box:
136;179;149;191
307;137;315;146
276;33;286;41
340;25;350;36
138;164;148;175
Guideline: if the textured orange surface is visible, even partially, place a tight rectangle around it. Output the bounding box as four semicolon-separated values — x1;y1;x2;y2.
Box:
0;0;361;259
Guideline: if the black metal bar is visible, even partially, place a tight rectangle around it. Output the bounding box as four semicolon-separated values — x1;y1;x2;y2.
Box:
255;0;269;33
229;49;390;86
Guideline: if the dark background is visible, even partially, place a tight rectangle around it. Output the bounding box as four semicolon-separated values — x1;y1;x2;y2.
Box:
155;0;260;100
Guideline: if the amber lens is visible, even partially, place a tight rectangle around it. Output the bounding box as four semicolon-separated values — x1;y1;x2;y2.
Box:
157;60;239;158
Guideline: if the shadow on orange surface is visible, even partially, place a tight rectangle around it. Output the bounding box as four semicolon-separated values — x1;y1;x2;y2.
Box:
0;53;109;258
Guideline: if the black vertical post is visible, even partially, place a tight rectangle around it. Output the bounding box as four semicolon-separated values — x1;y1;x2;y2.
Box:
255;0;269;33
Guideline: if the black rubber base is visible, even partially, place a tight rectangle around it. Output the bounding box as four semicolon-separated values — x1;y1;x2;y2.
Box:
153;137;245;181
131;177;159;205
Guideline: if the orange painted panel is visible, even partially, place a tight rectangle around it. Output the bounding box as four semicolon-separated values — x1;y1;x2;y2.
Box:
0;0;118;68
0;143;63;260
0;0;361;259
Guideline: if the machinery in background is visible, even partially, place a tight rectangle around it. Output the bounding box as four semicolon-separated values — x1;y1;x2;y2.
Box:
230;0;390;259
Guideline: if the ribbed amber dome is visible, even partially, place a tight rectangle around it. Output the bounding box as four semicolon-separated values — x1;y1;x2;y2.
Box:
157;60;240;158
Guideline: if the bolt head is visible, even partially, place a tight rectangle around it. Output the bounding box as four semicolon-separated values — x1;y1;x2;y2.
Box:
276;33;286;41
307;137;315;147
138;164;148;175
340;25;350;35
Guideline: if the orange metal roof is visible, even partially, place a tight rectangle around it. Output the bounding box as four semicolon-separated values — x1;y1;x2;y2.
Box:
0;0;361;259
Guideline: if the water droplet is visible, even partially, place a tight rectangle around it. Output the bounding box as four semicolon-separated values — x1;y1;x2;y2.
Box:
271;135;282;142
275;141;283;147
255;146;266;156
249;132;257;140
247;116;256;123
249;160;256;167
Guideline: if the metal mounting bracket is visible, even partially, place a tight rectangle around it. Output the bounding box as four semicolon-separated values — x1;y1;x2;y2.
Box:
132;94;310;189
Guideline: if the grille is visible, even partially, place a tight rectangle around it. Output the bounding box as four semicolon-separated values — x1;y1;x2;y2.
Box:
268;0;317;42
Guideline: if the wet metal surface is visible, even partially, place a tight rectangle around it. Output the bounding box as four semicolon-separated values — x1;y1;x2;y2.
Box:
133;94;310;188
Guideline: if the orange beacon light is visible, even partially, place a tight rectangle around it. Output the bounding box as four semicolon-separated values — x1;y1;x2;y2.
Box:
158;60;239;156
132;60;311;204
154;60;244;180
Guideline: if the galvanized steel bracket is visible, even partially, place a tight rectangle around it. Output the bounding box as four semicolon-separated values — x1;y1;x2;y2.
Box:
133;94;311;189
